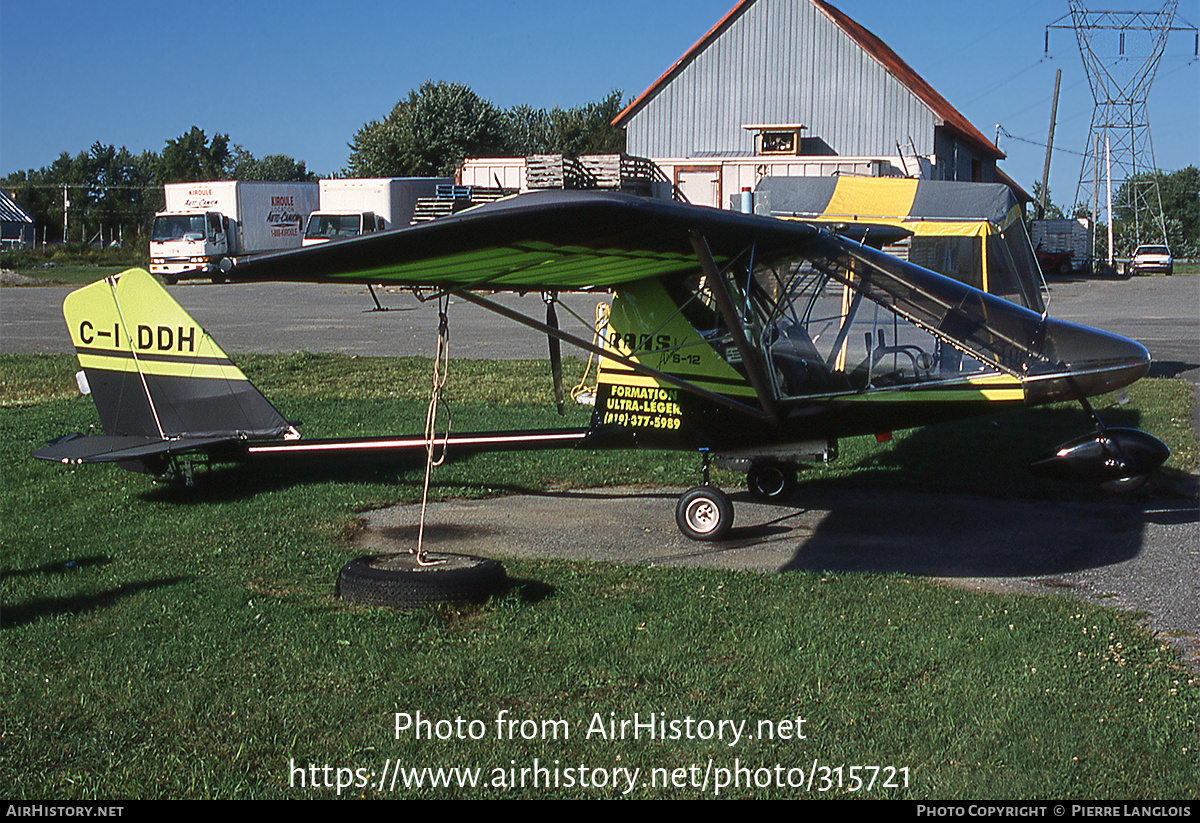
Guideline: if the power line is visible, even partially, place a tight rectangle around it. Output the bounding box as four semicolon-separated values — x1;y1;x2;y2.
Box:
959;58;1048;108
995;74;1091;124
997;127;1091;158
7;183;158;191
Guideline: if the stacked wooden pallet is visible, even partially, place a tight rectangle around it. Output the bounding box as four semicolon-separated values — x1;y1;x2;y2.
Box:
410;187;511;224
526;154;655;195
526;154;586;190
410;198;460;223
615;155;655;196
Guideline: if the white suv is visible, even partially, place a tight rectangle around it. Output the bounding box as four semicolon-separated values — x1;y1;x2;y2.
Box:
1130;244;1174;276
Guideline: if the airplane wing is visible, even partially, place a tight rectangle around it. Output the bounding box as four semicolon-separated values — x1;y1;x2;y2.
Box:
229;189;825;289
229;189;1150;401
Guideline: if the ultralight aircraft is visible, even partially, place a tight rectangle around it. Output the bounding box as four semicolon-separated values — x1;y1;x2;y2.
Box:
35;191;1169;545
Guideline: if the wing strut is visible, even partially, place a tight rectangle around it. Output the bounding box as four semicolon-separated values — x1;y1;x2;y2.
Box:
688;232;782;426
450;290;772;422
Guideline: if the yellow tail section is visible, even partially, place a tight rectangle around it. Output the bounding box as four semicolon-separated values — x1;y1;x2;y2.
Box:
64;269;290;439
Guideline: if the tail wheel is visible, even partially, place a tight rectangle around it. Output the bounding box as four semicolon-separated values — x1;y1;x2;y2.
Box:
676;486;734;541
746;461;797;502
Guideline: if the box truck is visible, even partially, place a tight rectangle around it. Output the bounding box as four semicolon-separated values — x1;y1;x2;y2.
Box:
1029;218;1093;275
150;181;319;282
302;178;450;246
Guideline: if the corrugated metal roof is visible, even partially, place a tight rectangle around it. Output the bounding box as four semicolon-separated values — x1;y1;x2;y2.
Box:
613;0;1003;161
811;0;1002;160
0;189;34;225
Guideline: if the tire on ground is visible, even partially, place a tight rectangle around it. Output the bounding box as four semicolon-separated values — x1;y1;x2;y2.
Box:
336;552;507;609
746;461;797;502
675;485;734;541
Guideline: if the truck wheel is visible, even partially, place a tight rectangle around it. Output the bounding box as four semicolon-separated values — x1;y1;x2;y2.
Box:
164;276;178;285
336;552;507;609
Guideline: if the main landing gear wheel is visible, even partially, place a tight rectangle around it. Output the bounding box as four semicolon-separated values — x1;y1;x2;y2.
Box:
335;552;507;609
676;486;734;541
746;461;797;502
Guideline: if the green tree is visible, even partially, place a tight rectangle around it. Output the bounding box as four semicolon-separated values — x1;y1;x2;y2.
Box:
1;167;59;242
347;81;509;177
1113;166;1200;256
503;104;555;156
347;83;629;177
1030;181;1065;220
159;127;232;183
0;145;157;245
87;143;158;242
345;114;410;178
229;146;316;181
502;90;627;157
1;127;321;247
546;89;627;156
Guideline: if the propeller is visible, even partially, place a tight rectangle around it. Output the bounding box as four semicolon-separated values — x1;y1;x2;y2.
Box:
545;293;565;415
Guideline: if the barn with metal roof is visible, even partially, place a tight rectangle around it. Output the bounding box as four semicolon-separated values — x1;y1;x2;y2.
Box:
613;0;1004;188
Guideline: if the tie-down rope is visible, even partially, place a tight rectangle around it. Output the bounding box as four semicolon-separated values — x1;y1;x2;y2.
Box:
414;295;452;565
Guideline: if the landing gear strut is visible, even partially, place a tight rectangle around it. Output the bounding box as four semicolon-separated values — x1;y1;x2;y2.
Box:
675;449;734;541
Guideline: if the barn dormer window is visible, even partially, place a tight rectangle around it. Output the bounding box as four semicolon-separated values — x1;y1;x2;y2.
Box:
743;124;807;156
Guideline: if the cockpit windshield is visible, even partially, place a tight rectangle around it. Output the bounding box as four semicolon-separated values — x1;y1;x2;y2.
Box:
650;234;1052;402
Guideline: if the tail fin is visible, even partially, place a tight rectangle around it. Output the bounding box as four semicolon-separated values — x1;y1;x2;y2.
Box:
63;268;292;441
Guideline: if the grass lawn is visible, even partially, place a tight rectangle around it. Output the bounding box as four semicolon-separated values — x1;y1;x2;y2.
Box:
4;264;141;285
2;353;1197;799
1;247;149;285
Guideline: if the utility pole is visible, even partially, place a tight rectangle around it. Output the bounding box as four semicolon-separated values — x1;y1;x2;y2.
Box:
1038;69;1062;220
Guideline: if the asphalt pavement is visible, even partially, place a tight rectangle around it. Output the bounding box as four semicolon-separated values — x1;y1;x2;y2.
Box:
4;271;1198;665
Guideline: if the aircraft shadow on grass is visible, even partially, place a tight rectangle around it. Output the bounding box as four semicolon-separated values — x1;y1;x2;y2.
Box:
133;399;1193;583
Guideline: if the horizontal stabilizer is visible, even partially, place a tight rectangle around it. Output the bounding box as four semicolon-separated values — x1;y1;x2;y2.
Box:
32;432;239;468
33;428;592;470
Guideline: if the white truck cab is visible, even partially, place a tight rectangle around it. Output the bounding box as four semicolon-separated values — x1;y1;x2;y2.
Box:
302;212;384;246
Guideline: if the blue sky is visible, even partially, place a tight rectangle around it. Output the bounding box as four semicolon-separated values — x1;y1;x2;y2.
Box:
2;0;1196;211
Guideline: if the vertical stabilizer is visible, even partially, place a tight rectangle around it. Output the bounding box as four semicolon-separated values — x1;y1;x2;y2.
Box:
63;269;291;440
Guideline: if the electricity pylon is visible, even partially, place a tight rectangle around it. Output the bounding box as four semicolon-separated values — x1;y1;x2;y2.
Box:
1047;1;1196;263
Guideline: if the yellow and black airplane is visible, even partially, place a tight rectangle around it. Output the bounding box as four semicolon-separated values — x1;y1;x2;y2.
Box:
34;191;1168;540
